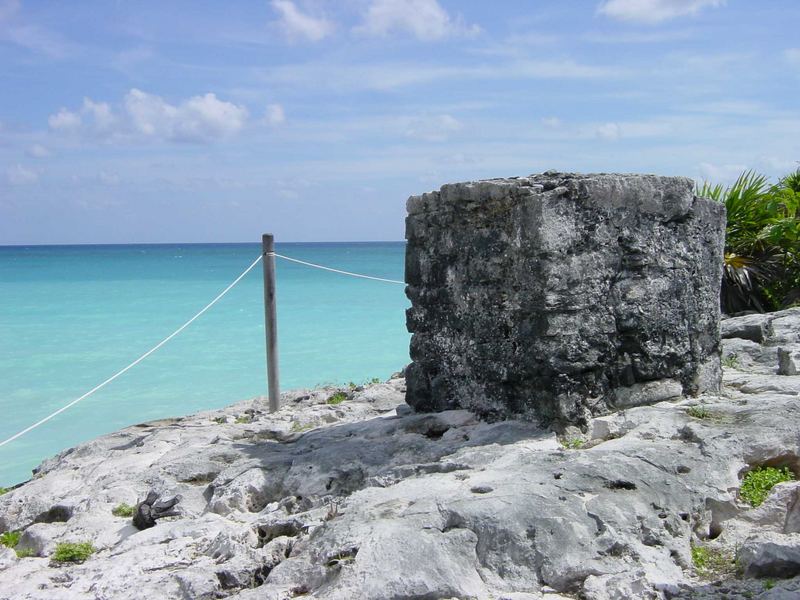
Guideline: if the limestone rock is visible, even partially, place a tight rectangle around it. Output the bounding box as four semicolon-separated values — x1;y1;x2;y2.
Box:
738;532;800;578
1;328;800;598
405;172;725;425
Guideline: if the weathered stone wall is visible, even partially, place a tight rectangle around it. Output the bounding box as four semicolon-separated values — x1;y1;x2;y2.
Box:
405;172;726;426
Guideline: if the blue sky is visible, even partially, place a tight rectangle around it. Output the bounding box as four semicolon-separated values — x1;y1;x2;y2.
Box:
1;0;798;244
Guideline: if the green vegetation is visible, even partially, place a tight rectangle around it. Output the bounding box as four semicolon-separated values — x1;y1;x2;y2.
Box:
111;503;135;517
721;353;741;369
691;544;735;578
327;392;347;405
0;487;9;495
234;414;253;424
213;416;227;424
291;421;313;433
698;169;800;313
52;541;95;563
764;579;776;590
740;466;795;507
686;406;712;419
0;531;20;548
15;548;35;558
560;437;585;450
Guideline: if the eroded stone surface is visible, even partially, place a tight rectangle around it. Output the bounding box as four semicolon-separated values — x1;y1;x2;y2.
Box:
405;172;726;425
0;312;798;600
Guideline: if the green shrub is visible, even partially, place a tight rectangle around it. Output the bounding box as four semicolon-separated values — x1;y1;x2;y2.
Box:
561;438;584;450
111;503;135;517
740;466;795;507
15;547;35;558
691;544;735;578
699;169;800;312
0;487;10;496
327;392;347;405
234;414;253;424
0;531;20;548
721;354;741;369
686;406;712;419
52;541;95;563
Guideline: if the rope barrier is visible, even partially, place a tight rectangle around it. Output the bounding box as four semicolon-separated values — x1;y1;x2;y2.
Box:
270;252;405;285
1;249;404;449
0;254;264;448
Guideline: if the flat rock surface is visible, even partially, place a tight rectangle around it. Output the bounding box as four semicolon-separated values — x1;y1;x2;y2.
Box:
0;310;799;599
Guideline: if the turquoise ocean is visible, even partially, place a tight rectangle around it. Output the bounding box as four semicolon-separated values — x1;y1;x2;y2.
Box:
0;242;409;486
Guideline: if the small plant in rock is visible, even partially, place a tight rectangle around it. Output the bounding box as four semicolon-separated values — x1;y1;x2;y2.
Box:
686;406;712;419
111;503;135;517
213;416;227;424
52;541;95;563
0;487;9;496
740;466;795;507
691;544;735;578
721;354;741;369
290;421;313;433
15;547;35;558
368;377;382;384
234;414;253;424
0;531;20;548
327;392;347;405
764;579;776;590
561;437;584;450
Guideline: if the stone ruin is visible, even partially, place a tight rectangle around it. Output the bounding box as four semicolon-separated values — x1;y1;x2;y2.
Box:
404;172;726;426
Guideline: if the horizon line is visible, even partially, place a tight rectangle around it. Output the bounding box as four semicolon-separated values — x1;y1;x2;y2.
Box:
0;240;407;248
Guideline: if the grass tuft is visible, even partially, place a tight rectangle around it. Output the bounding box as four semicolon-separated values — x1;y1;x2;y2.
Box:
327;392;347;405
234;414;253;424
111;503;135;517
0;531;20;548
0;487;9;496
740;466;795;507
15;547;35;558
686;406;712;419
560;437;584;450
52;541;95;563
691;544;735;579
721;354;741;369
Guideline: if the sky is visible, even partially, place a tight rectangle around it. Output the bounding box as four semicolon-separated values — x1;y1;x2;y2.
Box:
0;0;798;244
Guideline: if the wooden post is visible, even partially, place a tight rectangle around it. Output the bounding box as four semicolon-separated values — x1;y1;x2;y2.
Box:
262;234;280;412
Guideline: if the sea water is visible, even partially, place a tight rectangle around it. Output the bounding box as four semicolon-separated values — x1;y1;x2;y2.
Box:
0;242;409;486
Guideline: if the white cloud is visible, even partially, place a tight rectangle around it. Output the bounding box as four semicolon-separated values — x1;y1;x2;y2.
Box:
598;0;725;24
265;103;285;125
541;116;562;128
355;0;479;41
785;48;800;66
48;89;249;144
271;0;333;42
595;122;620;140
26;144;50;158
0;0;76;58
405;114;462;142
48;108;82;131
7;164;38;185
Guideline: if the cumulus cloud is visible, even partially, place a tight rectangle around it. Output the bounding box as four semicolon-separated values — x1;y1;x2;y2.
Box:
598;0;725;24
7;164;38;185
48;108;81;131
47;89;249;144
264;103;285;125
271;0;333;42
355;0;479;41
405;114;462;142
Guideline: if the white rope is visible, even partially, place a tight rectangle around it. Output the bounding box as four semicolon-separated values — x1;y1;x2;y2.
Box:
0;254;264;449
270;252;405;285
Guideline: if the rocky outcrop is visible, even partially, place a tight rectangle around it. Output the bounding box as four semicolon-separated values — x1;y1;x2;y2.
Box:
0;310;799;599
405;171;726;426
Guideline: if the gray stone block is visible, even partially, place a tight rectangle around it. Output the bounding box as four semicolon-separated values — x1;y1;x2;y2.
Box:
405;172;726;425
